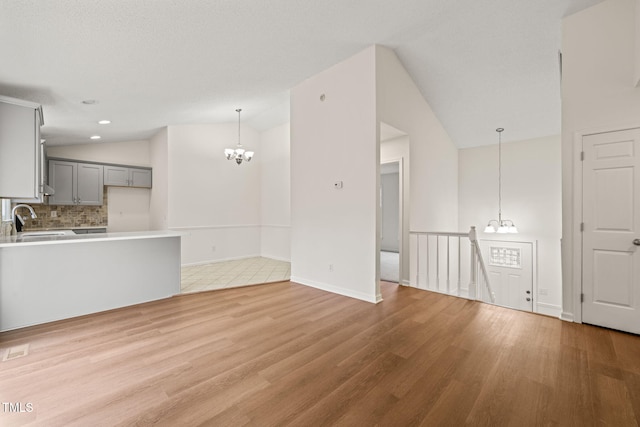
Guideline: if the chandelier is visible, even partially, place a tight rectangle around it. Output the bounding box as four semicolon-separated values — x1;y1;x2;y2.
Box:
484;128;518;233
224;108;254;165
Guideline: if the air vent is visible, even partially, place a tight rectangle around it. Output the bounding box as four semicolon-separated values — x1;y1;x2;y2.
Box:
2;344;29;361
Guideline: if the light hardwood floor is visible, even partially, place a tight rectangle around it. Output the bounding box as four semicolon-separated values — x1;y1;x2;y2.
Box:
1;281;639;426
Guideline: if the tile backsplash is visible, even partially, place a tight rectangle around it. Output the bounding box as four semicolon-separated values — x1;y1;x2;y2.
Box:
14;192;108;230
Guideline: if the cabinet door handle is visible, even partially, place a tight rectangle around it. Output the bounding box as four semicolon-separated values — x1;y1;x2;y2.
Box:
77;197;81;204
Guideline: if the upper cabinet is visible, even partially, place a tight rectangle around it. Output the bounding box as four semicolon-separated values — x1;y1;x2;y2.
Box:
0;95;47;201
129;168;152;188
47;158;151;205
104;165;152;188
49;160;104;206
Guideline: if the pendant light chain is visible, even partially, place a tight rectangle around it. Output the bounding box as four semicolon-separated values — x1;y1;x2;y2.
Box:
484;127;517;233
498;127;502;223
237;108;241;147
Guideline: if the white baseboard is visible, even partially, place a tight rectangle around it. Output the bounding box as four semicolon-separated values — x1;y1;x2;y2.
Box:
375;292;383;303
259;254;291;263
291;276;379;304
560;311;575;322
535;302;562;318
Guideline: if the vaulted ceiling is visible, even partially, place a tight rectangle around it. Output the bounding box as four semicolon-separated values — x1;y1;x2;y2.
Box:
0;0;602;147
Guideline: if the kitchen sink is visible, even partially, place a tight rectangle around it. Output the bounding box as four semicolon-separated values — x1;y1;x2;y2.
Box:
17;230;76;241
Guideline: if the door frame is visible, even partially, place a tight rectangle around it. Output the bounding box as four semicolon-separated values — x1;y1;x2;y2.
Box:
380;157;404;285
572;122;640;324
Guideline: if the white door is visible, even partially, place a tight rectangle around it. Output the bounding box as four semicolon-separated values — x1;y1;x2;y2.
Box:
582;129;640;335
479;240;533;312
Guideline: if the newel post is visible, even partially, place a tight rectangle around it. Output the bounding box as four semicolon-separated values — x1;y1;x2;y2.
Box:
468;226;478;300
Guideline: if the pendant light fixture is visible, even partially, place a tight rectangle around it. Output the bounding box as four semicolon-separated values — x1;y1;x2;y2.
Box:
484;128;518;234
224;108;254;165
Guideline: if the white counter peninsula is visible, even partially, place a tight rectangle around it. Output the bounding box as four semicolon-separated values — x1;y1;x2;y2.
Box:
0;230;181;332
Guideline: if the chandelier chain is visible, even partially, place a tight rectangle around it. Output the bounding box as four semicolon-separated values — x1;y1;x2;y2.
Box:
498;127;502;223
484;127;516;233
236;108;241;146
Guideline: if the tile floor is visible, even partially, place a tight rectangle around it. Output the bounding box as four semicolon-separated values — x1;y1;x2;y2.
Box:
181;257;291;293
380;250;400;283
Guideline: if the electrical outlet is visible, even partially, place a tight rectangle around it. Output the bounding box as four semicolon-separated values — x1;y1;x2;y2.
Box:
329;264;333;272
211;246;217;252
50;211;57;218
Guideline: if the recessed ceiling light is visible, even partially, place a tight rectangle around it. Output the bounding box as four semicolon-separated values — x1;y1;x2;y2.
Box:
98;120;111;125
90;135;101;140
82;99;98;105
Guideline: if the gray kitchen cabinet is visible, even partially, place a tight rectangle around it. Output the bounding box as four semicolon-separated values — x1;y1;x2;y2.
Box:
130;168;152;188
104;165;152;188
0;96;47;201
49;160;104;205
103;165;129;187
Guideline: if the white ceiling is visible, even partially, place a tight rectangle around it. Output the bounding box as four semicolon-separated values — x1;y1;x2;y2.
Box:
0;0;601;148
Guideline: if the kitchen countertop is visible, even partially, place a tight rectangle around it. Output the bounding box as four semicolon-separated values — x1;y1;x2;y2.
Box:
1;229;181;332
0;230;182;248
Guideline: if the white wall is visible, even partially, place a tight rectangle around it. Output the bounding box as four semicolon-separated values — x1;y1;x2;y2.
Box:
381;135;410;285
107;187;151;231
260;122;291;261
166;124;261;265
148;120;291;266
47;140;151;232
149;128;169;230
48;140;150;167
459;135;562;316
375;45;459;295
376;46;459;235
291;46;379;303
561;0;640;320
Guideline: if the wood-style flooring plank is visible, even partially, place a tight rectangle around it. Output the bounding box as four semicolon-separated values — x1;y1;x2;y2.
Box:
1;281;639;426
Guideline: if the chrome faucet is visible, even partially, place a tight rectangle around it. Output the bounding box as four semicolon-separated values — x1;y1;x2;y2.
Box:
11;204;37;221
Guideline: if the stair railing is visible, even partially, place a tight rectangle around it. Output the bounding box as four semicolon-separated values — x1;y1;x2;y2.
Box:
410;226;494;303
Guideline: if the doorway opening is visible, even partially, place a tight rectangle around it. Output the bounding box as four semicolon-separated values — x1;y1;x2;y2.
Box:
379;122;409;287
380;161;400;282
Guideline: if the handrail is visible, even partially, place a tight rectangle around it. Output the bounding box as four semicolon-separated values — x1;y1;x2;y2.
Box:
469;227;495;303
409;226;495;303
410;231;468;237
